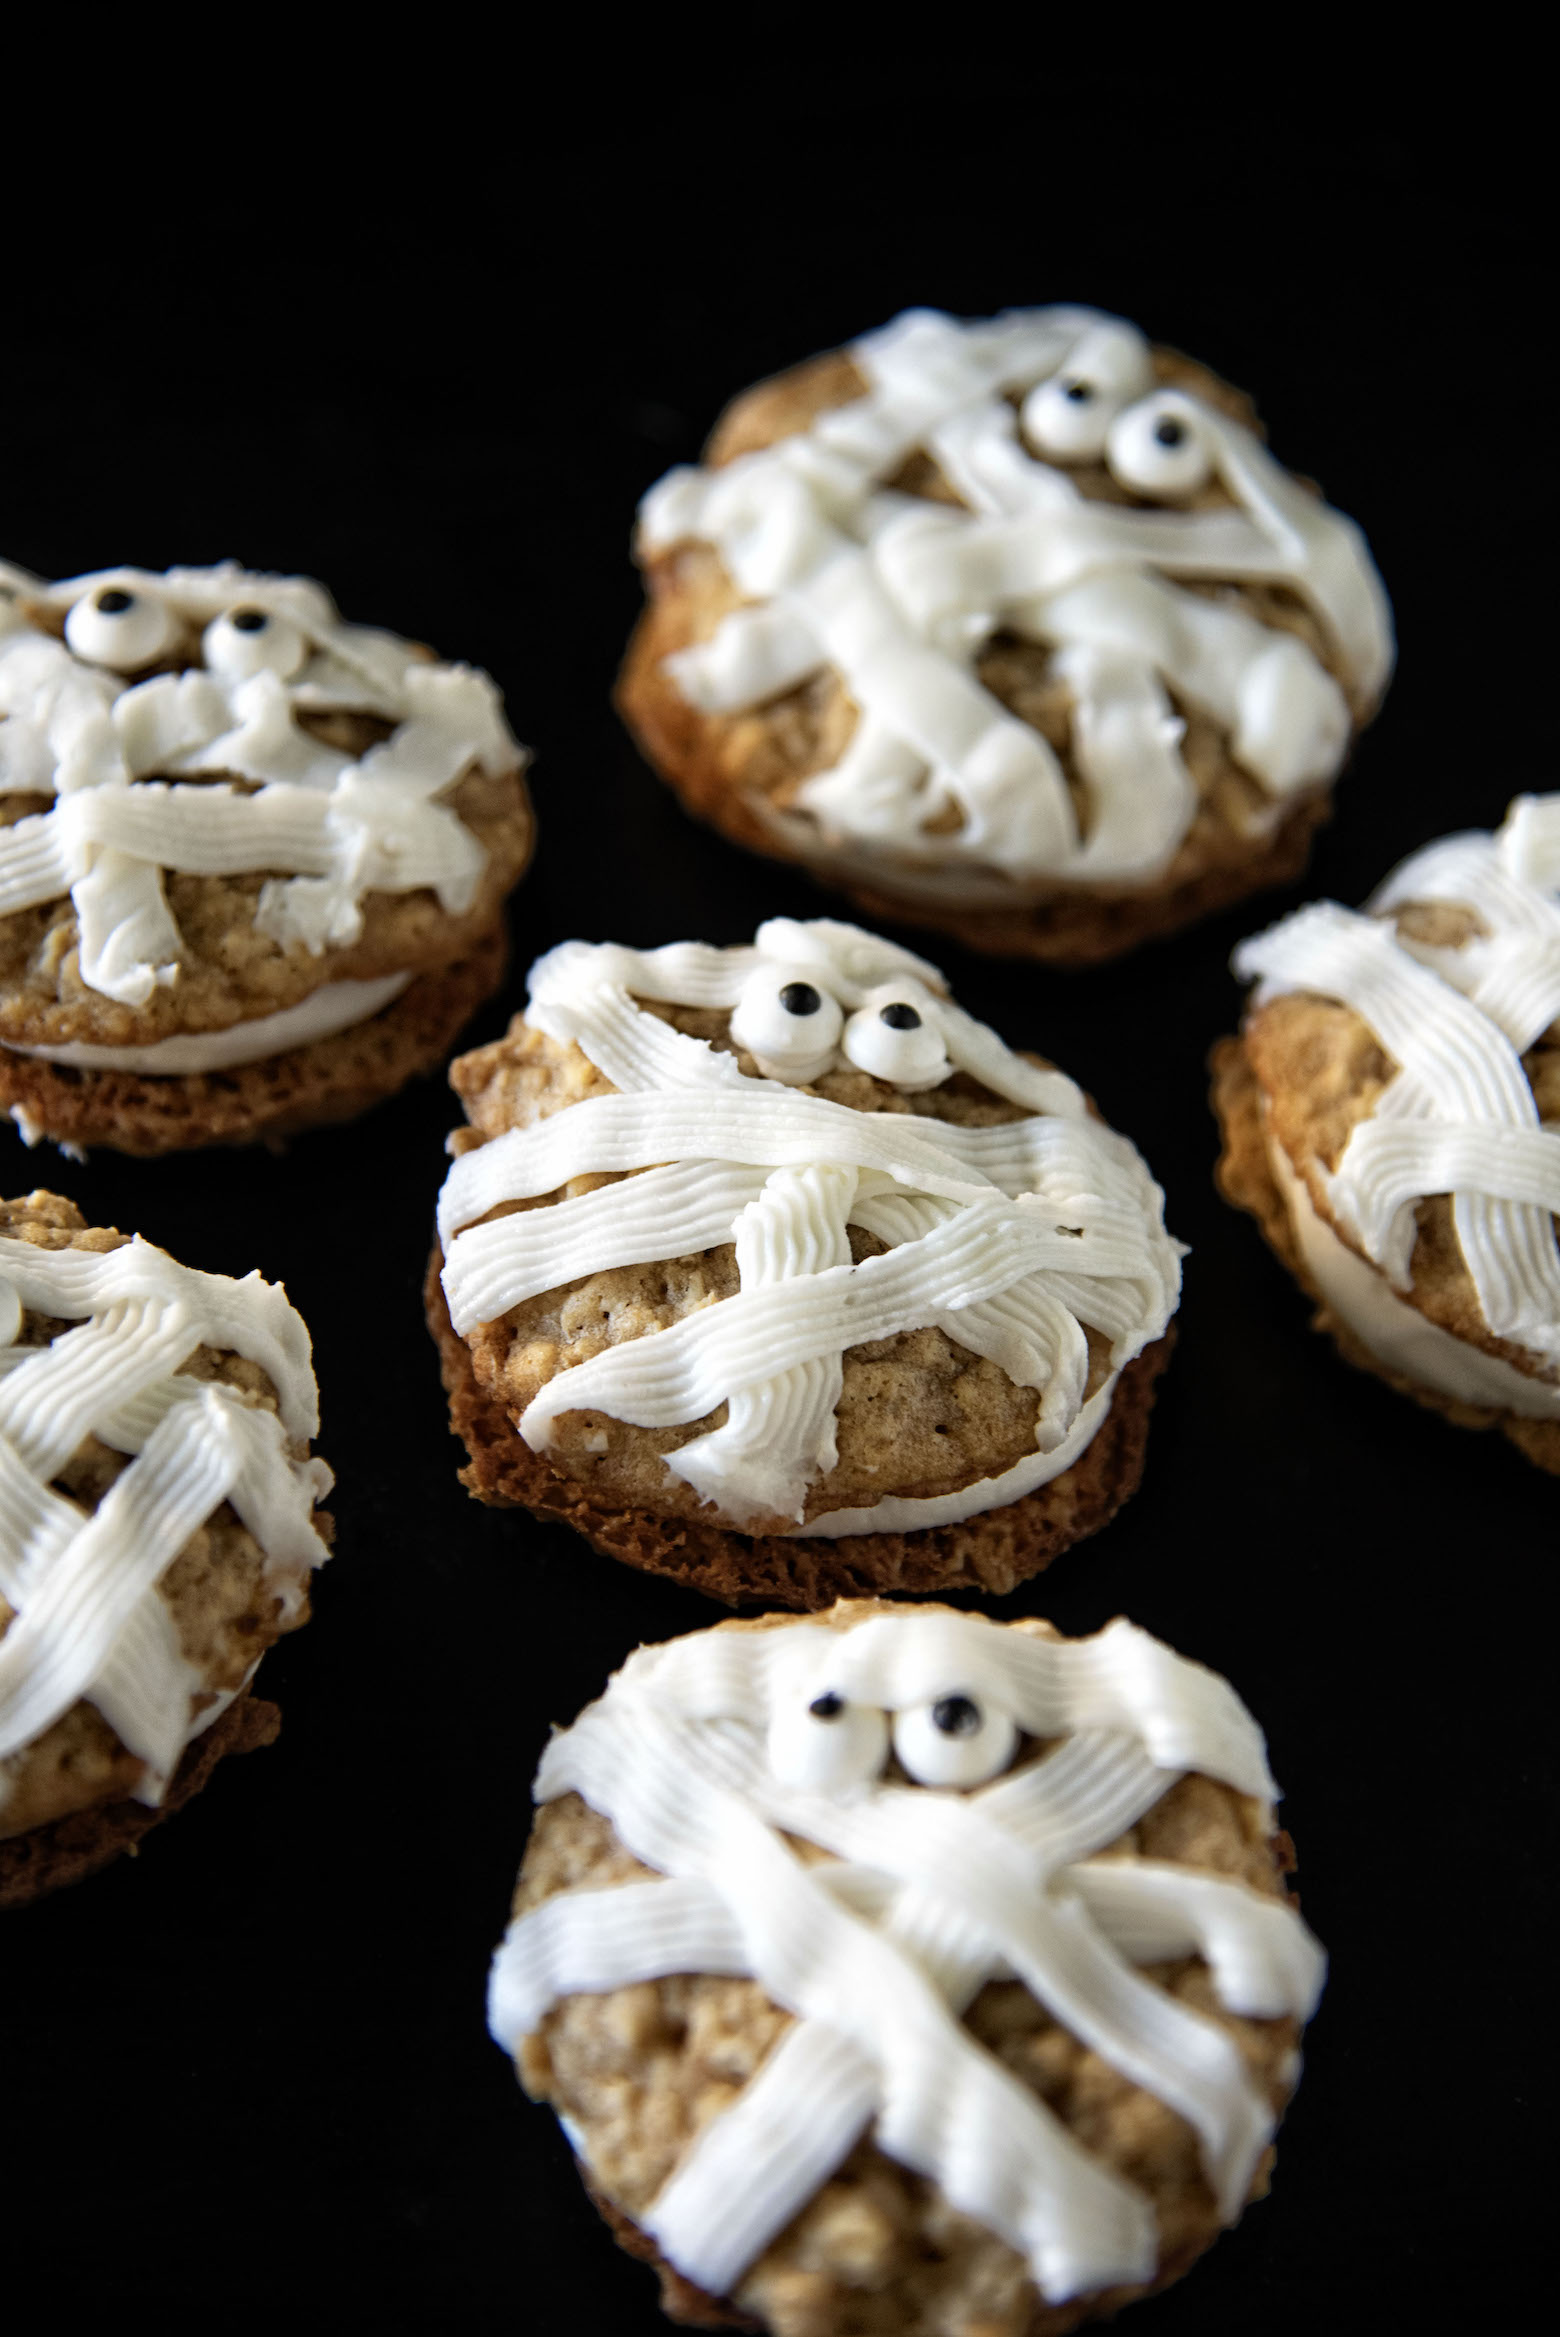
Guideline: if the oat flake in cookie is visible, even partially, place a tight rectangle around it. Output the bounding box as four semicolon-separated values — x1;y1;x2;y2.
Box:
0;558;533;1154
0;1191;331;1904
618;307;1392;964
1214;793;1560;1470
428;918;1182;1606
491;1600;1324;2336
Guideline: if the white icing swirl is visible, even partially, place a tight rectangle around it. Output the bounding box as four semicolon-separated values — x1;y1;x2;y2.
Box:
639;306;1392;893
0;559;524;1007
439;918;1182;1533
1236;793;1560;1379
487;1608;1324;2307
0;1225;331;1811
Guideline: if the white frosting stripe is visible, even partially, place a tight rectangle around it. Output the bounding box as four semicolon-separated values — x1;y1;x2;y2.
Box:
646;2017;882;2298
492;1611;1317;2304
489;1877;750;2037
0;1229;330;1803
638;306;1390;888
1070;1861;1327;2021
1327;1121;1560;1287
441;1161;772;1334
667;1165;857;1525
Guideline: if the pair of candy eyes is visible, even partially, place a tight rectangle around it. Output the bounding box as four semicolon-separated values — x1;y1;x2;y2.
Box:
63;586;309;679
1023;380;1213;495
770;1688;1019;1790
732;976;949;1090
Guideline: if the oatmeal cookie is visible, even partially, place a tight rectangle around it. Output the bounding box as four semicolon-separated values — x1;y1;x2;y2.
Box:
430;917;1181;1602
0;1190;332;1900
1213;792;1560;1469
0;557;533;1151
490;1601;1324;2335
618;306;1391;963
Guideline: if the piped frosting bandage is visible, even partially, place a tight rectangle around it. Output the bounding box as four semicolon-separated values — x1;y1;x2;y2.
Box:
438;918;1182;1534
638;307;1391;899
489;1607;1324;2308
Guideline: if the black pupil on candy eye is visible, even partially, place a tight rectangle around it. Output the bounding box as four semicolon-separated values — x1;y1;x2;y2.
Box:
880;1002;921;1030
230;607;268;633
1154;418;1185;448
1063;380;1092;403
95;589;133;614
780;982;821;1016
809;1692;844;1721
932;1695;980;1737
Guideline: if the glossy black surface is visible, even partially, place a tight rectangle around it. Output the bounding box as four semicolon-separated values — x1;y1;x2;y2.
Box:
4;125;1550;2335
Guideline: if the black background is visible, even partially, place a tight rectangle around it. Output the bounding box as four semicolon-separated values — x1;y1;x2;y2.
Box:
3;101;1554;2337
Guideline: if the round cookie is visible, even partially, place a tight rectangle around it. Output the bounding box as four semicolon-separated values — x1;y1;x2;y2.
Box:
490;1599;1324;2336
0;557;534;1153
429;917;1182;1605
0;1190;332;1904
1213;792;1560;1470
618;306;1392;964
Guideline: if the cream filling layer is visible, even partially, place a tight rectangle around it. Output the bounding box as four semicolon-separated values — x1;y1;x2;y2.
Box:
2;970;413;1075
788;1371;1119;1537
1266;1132;1560;1420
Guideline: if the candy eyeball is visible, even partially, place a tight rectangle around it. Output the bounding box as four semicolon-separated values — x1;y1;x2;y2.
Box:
842;988;951;1090
64;583;180;671
731;968;845;1083
768;1690;889;1793
203;603;308;681
1105;394;1213;499
1021;320;1156;463
893;1693;1019;1789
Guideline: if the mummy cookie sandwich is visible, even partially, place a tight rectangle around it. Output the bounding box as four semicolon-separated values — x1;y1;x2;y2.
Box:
0;1190;331;1904
619;306;1392;964
492;1600;1324;2335
1214;794;1560;1470
429;917;1182;1605
0;557;533;1154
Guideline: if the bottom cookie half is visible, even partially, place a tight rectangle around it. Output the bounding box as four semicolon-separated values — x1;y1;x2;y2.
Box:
1;923;507;1157
426;1253;1173;1607
0;1692;281;1909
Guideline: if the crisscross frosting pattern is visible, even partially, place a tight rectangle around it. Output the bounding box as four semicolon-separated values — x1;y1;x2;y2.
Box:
639;307;1392;898
438;919;1182;1533
489;1609;1323;2307
1236;793;1560;1365
0;1227;331;1809
0;559;521;1005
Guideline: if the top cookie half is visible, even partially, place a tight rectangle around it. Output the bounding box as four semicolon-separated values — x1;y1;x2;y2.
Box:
618;306;1392;964
0;559;533;1151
